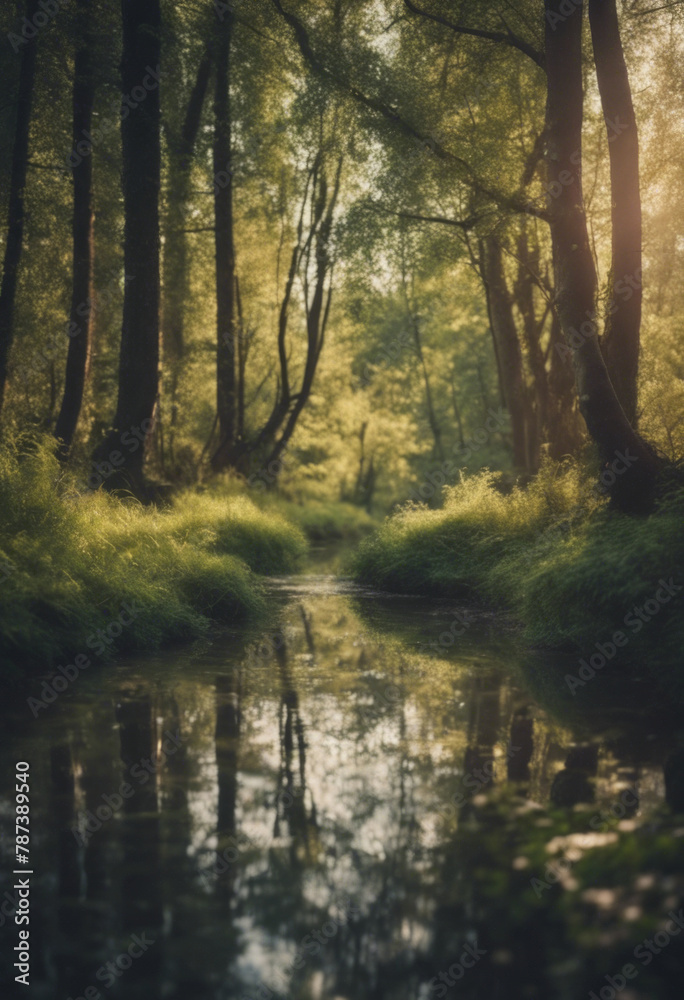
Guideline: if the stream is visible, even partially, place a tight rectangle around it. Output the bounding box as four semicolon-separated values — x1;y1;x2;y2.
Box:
1;553;683;999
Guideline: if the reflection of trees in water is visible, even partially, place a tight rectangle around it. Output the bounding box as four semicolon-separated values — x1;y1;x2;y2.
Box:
273;625;319;863
160;691;212;998
116;689;162;994
507;706;534;783
550;743;599;807
25;591;684;1000
216;666;241;882
50;741;89;996
664;747;684;813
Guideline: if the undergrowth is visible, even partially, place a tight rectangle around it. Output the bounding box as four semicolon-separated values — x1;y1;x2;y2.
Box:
0;437;307;674
352;462;684;692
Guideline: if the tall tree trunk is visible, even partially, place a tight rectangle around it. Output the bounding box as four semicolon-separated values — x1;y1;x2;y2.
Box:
547;311;583;459
263;159;341;474
211;9;237;472
544;0;660;512
93;0;161;489
400;264;444;462
54;0;95;457
588;0;641;426
514;231;549;469
480;236;533;471
162;45;212;468
0;0;39;417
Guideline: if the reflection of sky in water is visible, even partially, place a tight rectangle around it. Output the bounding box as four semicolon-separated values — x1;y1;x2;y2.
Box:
0;575;682;999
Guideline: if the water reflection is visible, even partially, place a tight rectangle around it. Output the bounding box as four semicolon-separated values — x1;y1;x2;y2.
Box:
1;574;683;999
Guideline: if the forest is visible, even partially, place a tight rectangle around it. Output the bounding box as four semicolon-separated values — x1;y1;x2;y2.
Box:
2;0;684;998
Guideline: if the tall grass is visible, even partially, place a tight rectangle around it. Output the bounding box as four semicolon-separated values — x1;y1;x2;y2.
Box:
352;462;684;689
0;437;307;674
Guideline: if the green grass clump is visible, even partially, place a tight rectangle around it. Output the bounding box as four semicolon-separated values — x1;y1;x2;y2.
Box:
352;464;594;597
0;437;307;675
164;492;307;574
352;462;684;690
273;498;376;541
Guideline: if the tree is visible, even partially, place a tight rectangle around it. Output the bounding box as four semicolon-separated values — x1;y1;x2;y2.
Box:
544;0;660;512
92;0;161;491
0;0;39;418
161;39;212;469
255;151;342;477
211;5;237;472
588;0;642;426
54;0;96;457
479;235;533;471
399;240;445;462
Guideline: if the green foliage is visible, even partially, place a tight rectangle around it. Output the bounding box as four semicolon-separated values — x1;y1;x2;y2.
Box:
352;460;684;692
165;492;307;574
0;438;307;674
352;462;595;595
272;498;376;541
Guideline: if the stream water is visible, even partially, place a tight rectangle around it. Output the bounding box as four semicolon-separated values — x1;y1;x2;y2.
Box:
1;554;683;999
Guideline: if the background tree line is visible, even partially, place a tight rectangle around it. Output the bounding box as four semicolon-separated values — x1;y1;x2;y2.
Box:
1;0;683;509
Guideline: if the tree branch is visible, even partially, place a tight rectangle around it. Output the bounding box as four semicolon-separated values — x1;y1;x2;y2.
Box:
363;200;481;230
270;0;548;221
403;0;546;71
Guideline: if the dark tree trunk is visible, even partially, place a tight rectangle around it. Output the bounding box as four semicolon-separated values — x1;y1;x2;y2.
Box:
544;0;660;512
0;0;39;417
93;0;161;489
514;232;549;469
263;160;341;474
211;9;237;472
547;311;583;459
588;0;641;426
480;236;533;471
162;45;212;468
54;0;96;456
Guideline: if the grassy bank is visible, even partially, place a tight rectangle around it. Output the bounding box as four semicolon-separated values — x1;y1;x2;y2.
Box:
0;439;307;675
269;498;376;541
352;462;684;695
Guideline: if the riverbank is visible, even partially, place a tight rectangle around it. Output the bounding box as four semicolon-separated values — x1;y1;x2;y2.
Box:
351;462;684;700
0;439;308;676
